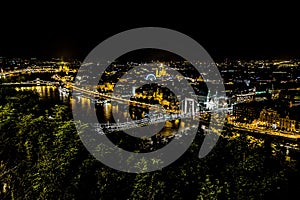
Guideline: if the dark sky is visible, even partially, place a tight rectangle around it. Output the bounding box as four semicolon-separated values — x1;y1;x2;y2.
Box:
1;3;299;61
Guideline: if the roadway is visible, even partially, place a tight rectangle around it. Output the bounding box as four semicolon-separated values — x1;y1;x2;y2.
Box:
72;85;172;112
228;122;300;140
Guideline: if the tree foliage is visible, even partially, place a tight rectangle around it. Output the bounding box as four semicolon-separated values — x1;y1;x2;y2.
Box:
0;88;298;199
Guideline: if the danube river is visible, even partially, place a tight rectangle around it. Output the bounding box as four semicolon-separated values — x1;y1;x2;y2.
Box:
16;85;180;138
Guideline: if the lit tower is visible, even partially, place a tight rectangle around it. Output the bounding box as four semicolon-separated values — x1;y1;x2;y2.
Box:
156;63;166;78
155;68;160;77
132;86;137;96
160;63;166;76
206;89;210;103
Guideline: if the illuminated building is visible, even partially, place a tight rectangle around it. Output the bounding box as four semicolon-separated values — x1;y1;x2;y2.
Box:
155;63;167;77
233;103;258;122
259;108;297;132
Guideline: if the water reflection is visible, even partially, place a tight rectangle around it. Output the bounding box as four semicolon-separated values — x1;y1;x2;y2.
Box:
19;86;180;138
16;86;60;101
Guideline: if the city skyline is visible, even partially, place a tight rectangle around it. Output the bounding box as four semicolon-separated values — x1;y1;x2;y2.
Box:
2;47;300;199
2;5;300;198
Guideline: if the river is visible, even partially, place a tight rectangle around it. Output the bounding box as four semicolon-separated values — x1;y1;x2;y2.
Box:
16;85;179;137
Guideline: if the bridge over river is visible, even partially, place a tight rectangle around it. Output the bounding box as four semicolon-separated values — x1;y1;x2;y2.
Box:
1;78;60;86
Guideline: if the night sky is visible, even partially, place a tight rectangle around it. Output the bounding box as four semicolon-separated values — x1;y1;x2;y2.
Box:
1;3;299;61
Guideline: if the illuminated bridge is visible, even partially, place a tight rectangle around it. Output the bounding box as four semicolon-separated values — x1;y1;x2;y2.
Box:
92;112;202;134
72;86;229;134
72;86;230;112
1;78;60;86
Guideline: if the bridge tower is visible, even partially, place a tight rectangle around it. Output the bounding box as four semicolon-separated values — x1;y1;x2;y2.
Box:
132;86;137;96
206;89;211;104
181;97;198;115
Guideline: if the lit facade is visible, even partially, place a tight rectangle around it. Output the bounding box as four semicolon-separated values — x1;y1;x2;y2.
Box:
259;108;297;132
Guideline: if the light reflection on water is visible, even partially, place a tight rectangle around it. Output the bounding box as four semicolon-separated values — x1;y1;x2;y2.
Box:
19;86;179;136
